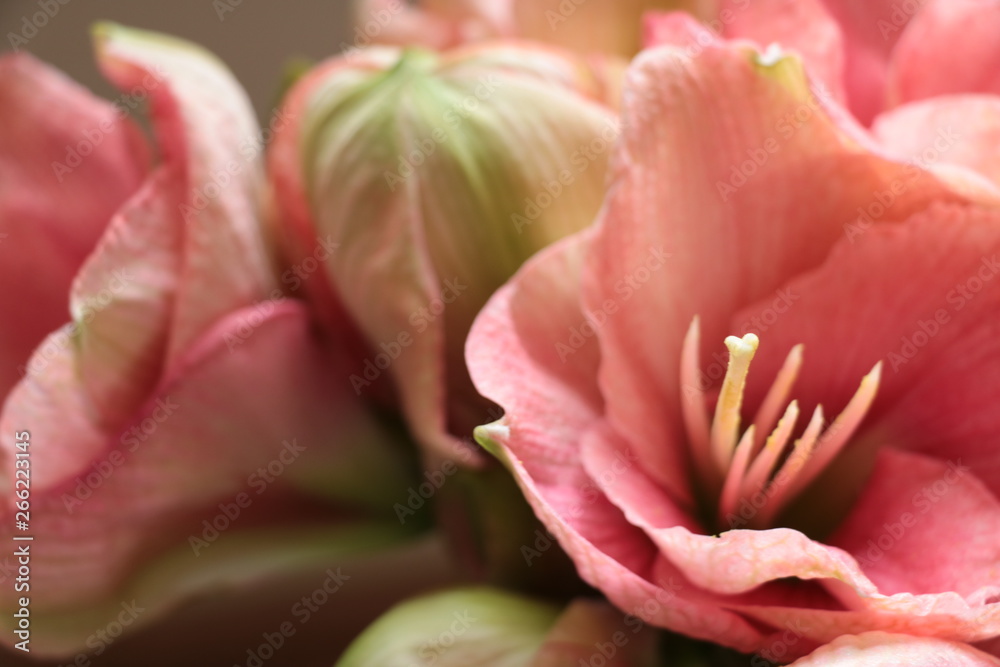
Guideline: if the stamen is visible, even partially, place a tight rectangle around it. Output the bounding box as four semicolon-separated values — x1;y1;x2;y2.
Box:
751;345;803;452
781;362;883;503
710;334;759;472
719;425;756;522
740;400;799;500
684;326;880;532
680;317;714;484
756;404;824;526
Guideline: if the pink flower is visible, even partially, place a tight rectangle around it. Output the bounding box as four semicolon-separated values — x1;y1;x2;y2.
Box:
0;25;410;655
467;33;1000;661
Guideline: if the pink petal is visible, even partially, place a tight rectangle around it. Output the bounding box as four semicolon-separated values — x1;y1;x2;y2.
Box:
0;301;404;626
873;95;1000;188
732;204;1000;501
887;0;1000;107
585;40;963;504
94;24;277;366
722;0;848;105
816;0;918;123
788;632;1000;666
0;54;148;400
68;167;182;429
829;448;1000;601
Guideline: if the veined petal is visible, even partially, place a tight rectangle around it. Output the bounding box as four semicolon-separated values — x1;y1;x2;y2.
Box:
584;39;964;503
68;167;182;431
0;301;413;654
0;54;148;400
814;0;918;123
290;44;616;461
886;0;1000;107
731;204;1000;503
94;23;276;366
873;95;1000;189
829;448;1000;601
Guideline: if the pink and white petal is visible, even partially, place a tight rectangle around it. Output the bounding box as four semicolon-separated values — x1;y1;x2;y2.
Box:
0;54;148;399
586;40;963;504
94;24;276;364
468;234;603;464
788;632;1000;666
887;0;1000;107
68;167;182;429
0;328;108;493
829;448;1000;601
731;204;1000;500
873;95;1000;188
816;0;917;123
721;0;848;105
0;300;408;630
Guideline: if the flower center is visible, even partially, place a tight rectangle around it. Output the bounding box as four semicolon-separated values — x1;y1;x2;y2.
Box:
680;317;882;530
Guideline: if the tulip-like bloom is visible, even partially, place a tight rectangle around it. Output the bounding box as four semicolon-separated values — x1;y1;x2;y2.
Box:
353;0;716;57
0;26;411;655
467;34;1000;661
271;42;618;463
336;586;659;666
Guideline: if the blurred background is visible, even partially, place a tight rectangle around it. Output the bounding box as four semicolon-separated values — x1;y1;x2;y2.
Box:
0;0;355;120
0;2;468;665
